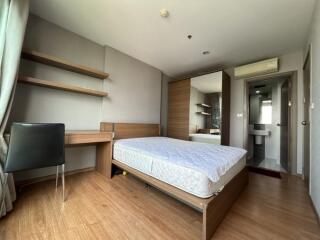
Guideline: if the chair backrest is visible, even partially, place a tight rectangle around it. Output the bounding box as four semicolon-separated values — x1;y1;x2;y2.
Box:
4;123;65;173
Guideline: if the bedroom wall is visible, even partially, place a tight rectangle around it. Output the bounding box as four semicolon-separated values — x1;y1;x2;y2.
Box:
226;50;304;174
8;15;163;181
161;73;171;136
8;14;104;181
101;46;162;123
306;0;320;217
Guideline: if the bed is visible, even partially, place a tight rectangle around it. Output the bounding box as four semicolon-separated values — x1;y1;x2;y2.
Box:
189;133;221;145
100;122;248;240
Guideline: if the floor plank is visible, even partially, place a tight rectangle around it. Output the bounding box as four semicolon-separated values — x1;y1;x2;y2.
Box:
0;172;319;240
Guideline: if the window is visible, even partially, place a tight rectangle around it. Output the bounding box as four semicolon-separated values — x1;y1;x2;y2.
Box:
260;100;272;124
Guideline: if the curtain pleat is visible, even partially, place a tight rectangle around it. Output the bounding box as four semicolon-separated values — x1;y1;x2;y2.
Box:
0;0;29;218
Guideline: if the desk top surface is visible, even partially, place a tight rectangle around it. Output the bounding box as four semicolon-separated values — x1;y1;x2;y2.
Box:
4;131;113;145
65;130;109;135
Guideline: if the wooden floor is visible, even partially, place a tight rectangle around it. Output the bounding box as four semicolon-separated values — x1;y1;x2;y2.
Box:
0;171;319;240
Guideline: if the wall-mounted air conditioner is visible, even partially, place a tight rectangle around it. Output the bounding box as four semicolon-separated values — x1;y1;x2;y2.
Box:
234;57;279;79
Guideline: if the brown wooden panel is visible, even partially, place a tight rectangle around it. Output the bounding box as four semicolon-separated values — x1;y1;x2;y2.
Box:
65;131;112;145
22;49;109;79
203;168;248;240
18;76;108;97
113;123;160;139
167;79;191;140
97;141;113;178
221;71;230;146
100;122;113;132
112;159;209;210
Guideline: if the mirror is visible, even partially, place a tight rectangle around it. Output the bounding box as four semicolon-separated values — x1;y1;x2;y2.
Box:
249;95;273;124
189;72;223;144
249;81;278;124
249;84;272;124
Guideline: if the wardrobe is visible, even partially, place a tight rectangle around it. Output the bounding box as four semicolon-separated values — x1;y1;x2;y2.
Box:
167;71;230;145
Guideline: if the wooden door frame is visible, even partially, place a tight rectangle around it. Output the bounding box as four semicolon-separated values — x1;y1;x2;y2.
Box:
243;71;298;174
302;45;312;191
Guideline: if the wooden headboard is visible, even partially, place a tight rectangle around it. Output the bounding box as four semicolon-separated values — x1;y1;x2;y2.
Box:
100;122;160;139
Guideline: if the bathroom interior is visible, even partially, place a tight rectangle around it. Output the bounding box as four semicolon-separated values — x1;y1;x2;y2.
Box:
247;77;290;172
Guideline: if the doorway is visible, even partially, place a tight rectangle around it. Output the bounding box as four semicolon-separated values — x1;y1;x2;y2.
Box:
246;76;292;173
303;49;311;188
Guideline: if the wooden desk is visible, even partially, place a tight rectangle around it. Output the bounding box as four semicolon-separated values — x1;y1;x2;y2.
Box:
64;131;113;177
4;131;113;178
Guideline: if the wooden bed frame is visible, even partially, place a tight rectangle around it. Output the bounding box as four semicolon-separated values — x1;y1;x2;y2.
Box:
100;122;248;240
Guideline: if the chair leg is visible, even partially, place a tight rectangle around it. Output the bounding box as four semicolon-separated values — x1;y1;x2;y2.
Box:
55;165;59;189
62;164;65;202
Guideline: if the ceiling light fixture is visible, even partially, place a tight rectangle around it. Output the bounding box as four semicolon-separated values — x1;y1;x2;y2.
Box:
202;51;210;55
160;9;169;18
256;90;261;94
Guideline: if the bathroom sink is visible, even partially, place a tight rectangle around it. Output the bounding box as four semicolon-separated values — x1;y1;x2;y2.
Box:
249;130;271;145
249;130;271;136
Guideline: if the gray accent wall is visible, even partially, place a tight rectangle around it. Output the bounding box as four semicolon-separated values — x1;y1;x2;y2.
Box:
160;73;171;136
8;15;163;181
306;0;320;217
102;46;161;124
9;15;104;181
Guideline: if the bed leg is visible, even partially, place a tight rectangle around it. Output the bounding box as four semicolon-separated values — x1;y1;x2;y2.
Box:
202;168;249;240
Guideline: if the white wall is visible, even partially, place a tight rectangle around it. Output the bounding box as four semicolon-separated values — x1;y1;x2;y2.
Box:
306;0;320;216
8;15;163;181
102;46;161;124
226;50;304;174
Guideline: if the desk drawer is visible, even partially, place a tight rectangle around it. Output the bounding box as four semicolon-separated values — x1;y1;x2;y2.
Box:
65;132;112;145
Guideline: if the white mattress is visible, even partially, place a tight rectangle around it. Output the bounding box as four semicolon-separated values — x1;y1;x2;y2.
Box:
189;133;221;145
113;137;246;198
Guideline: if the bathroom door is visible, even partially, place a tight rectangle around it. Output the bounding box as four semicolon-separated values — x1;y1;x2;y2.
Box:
280;80;289;172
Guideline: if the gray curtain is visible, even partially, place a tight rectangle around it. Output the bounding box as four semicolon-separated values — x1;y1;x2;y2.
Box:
0;0;29;218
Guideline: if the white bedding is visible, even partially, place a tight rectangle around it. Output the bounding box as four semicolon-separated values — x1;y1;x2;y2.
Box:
113;137;247;198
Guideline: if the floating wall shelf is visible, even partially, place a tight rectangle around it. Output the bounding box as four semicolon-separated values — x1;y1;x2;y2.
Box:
196;103;212;108
21;49;109;79
18;76;108;97
196;112;211;116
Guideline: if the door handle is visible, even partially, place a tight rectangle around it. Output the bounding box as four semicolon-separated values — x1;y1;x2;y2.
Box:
301;121;307;126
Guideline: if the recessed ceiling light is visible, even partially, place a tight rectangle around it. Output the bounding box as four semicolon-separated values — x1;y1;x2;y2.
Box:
256;90;261;94
160;9;169;18
202;51;210;55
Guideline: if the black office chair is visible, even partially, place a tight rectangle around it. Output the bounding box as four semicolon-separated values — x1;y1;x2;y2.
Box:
4;123;66;201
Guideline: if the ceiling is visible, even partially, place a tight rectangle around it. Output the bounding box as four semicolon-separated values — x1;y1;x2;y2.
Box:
191;72;222;93
29;0;316;77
